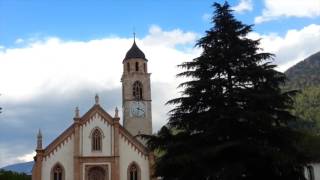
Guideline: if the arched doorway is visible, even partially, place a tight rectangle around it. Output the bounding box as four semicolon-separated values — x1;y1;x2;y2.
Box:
88;166;106;180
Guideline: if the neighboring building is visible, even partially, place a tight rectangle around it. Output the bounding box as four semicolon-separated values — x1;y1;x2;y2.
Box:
32;40;155;180
305;164;320;180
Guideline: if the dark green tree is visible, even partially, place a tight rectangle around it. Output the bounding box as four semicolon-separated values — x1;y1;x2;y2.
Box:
146;2;312;180
0;169;31;180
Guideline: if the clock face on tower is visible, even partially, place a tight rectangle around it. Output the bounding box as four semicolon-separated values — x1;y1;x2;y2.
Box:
130;101;145;118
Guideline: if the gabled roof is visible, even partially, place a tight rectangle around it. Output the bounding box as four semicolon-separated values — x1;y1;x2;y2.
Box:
42;104;149;157
79;104;114;125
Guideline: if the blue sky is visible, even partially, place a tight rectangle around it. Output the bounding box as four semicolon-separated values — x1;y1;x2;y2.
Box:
2;0;316;46
0;0;320;167
0;0;216;46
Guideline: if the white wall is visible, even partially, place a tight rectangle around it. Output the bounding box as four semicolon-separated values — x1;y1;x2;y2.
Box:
81;113;113;156
41;135;74;180
119;136;150;180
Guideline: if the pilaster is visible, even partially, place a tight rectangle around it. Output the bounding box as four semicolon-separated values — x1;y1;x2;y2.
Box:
148;152;157;180
113;116;120;180
73;118;81;180
32;149;44;180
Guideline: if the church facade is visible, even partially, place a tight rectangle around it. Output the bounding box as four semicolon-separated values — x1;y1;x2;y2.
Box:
32;40;155;180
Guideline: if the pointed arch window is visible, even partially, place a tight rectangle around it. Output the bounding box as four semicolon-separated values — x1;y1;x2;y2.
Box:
135;62;139;71
133;81;143;100
51;163;64;180
127;163;140;180
91;128;102;151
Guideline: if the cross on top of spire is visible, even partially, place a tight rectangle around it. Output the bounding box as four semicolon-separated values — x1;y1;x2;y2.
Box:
123;31;148;62
133;31;136;42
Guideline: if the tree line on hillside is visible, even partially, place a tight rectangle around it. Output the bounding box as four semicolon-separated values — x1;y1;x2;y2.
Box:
291;86;320;133
143;2;320;180
0;169;31;180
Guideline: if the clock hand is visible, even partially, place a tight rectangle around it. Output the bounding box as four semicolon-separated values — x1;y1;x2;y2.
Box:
137;108;144;112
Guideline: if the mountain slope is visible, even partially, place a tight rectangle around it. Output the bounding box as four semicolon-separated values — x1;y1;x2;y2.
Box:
285;51;320;90
1;161;33;175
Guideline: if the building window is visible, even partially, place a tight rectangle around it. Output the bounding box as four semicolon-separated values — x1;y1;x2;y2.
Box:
133;81;143;100
127;162;140;180
51;163;64;180
306;165;315;180
127;63;130;73
143;63;146;72
92;128;102;151
135;62;139;71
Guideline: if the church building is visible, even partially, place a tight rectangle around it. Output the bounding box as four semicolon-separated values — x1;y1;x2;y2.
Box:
32;40;155;180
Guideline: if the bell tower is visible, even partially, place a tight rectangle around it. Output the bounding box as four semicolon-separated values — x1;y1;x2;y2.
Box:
121;39;152;137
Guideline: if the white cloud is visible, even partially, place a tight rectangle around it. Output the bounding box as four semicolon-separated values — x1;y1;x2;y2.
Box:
232;0;253;13
143;25;197;48
0;144;35;167
247;24;320;71
0;26;198;103
255;0;320;23
17;152;36;162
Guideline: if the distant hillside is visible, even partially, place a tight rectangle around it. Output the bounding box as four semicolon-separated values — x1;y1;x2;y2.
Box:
285;51;320;90
1;161;33;175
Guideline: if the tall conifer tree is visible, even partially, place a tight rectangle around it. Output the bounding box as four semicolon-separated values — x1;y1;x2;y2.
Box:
146;2;311;180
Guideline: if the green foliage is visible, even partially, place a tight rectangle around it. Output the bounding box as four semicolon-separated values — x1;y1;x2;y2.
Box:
0;169;31;180
146;2;315;180
291;86;320;133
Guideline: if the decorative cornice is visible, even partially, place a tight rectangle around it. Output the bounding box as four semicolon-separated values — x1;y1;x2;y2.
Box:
44;124;75;157
119;127;149;156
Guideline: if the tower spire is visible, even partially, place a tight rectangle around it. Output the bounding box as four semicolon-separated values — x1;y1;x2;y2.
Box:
37;129;43;150
95;94;100;105
123;32;147;62
75;106;80;118
114;107;119;118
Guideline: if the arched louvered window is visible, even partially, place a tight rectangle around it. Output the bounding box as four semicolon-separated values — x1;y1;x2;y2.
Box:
127;62;130;73
135;62;139;71
132;81;143;100
92;129;102;151
51;163;64;180
127;162;140;180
